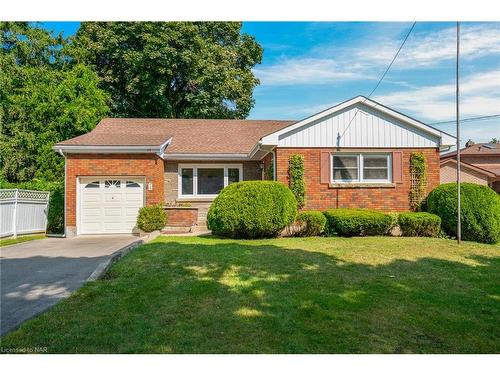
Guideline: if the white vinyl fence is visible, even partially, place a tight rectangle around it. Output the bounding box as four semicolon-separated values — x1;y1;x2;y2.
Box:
0;189;50;238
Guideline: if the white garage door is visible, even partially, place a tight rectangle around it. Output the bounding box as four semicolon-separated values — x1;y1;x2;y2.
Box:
78;177;145;234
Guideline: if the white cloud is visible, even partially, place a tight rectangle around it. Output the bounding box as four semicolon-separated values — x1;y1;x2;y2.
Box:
254;58;372;86
357;24;500;68
255;23;500;86
374;70;500;120
271;68;500;116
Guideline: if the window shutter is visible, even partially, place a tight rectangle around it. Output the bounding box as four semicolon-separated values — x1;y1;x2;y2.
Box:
392;151;403;183
320;151;331;184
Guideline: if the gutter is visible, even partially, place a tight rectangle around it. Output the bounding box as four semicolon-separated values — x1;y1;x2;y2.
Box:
53;144;167;154
163;153;249;161
271;149;276;180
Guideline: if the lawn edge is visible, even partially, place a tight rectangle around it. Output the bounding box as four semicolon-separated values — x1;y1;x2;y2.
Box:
87;239;144;281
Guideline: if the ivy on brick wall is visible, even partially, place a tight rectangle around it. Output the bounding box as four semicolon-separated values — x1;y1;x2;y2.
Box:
409;152;427;211
289;154;306;208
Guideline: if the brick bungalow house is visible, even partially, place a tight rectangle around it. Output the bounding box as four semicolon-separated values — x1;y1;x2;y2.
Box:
440;141;500;193
53;96;455;236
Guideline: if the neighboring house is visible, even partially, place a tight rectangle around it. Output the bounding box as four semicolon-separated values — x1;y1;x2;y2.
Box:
53;96;455;236
440;141;500;193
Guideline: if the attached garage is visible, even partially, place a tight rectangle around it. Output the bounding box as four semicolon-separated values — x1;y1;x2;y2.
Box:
77;177;145;234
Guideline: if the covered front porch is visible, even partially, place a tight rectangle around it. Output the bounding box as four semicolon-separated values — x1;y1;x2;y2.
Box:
162;159;271;233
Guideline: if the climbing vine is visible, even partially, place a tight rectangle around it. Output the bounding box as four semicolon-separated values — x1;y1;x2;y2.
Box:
289;154;306;208
265;156;274;180
409;152;427;211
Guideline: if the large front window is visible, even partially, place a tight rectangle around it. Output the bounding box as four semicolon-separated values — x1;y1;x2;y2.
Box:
179;164;243;198
332;153;391;183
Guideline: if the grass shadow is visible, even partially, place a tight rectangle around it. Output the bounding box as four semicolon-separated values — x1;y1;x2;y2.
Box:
1;236;499;353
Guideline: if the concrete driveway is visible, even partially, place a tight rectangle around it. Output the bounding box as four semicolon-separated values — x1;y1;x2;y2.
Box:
0;235;141;336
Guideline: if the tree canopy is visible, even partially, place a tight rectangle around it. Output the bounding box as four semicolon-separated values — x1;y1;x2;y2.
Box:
1;23;109;182
1;22;264;184
73;22;263;118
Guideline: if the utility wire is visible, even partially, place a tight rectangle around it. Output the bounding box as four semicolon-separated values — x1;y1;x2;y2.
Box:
429;114;500;125
338;22;417;142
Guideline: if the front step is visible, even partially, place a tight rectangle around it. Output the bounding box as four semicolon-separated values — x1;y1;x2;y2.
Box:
162;225;193;234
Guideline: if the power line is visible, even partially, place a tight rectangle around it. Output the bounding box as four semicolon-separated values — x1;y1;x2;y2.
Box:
338;22;417;142
429;114;500;125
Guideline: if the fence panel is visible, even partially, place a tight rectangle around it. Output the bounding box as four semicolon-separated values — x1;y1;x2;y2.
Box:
0;189;50;238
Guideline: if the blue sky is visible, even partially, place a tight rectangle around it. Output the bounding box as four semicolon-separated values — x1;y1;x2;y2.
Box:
41;21;500;145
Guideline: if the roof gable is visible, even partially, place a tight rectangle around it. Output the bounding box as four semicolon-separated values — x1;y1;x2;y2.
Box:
261;96;455;149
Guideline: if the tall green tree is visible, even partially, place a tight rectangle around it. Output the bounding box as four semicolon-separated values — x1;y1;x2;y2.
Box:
72;22;263;118
1;22;109;183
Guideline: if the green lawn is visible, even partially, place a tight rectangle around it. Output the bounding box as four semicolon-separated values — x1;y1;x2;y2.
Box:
1;236;499;353
0;234;46;247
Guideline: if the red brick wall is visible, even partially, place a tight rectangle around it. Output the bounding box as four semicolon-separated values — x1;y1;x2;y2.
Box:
65;154;164;228
275;148;440;212
165;207;198;227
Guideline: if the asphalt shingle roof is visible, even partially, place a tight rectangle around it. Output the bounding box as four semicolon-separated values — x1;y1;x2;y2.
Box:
56;118;296;154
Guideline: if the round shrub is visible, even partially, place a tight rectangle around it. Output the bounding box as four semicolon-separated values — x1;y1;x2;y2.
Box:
427;183;500;244
136;204;167;232
295;210;326;236
323;208;393;237
398;212;441;237
207;181;298;239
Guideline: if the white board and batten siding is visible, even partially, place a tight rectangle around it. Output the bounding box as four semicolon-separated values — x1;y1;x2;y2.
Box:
261;97;455;149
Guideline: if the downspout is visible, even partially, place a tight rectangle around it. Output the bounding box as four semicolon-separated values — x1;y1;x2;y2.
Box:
54;149;67;238
271;149;276;181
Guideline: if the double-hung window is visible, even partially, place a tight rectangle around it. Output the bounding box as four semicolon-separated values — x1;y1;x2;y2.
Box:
331;153;391;183
179;164;242;198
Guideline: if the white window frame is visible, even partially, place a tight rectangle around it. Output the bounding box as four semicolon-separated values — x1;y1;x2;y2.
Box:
178;163;243;199
331;153;392;184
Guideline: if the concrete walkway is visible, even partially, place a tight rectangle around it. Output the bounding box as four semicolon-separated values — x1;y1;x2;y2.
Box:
0;235;140;336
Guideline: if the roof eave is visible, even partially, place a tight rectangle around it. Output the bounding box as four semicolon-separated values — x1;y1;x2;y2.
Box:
163;153;250;161
53;137;173;157
53;144;164;154
440;159;497;177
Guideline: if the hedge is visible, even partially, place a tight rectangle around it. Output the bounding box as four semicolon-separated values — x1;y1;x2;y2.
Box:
207;181;298;239
0;179;64;234
295;210;326;236
398;212;441;237
136;204;167;232
427;183;500;244
323;208;393;237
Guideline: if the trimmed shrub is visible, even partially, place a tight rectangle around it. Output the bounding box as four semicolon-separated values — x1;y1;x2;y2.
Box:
398;212;441;237
207;181;298;239
323;208;393;237
0;178;64;234
136;204;167;233
295;210;326;237
427;183;500;244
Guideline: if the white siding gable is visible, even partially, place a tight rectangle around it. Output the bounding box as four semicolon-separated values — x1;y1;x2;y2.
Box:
277;103;439;148
261;96;455;149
